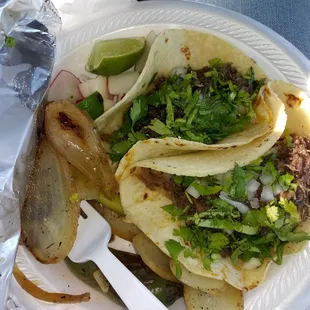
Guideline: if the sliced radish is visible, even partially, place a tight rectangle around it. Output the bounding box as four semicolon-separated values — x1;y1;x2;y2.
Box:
78;76;110;99
104;98;115;112
112;95;118;104
135;31;157;73
47;70;82;103
108;71;139;95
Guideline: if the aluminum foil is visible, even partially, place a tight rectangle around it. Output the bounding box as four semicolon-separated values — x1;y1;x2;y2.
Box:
0;0;61;307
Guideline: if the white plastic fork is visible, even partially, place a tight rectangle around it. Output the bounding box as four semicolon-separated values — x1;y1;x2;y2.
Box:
69;201;167;310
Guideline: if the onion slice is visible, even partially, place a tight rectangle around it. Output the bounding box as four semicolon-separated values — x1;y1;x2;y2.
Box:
45;101;119;201
21;138;79;263
219;192;249;214
69;164;100;201
13;264;90;303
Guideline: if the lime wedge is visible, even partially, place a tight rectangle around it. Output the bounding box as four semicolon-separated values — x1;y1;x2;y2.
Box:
86;37;146;76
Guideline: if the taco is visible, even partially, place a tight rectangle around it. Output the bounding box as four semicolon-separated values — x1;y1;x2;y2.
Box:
95;29;282;168
119;81;310;291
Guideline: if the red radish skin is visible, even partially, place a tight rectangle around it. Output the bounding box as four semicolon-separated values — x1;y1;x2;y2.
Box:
47;70;83;103
78;76;111;100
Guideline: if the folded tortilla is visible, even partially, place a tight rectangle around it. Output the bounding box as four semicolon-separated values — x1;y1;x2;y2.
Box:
95;29;281;171
116;83;286;181
119;81;310;290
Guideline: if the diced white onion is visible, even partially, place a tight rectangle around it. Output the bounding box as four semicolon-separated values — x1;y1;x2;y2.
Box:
186;185;201;199
170;67;186;76
243;257;262;270
247;179;260;200
261;185;274;202
219;192;249;214
273;183;283;196
259;173;273;185
250;198;260;209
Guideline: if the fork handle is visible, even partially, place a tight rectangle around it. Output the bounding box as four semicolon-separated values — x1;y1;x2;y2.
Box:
90;248;167;310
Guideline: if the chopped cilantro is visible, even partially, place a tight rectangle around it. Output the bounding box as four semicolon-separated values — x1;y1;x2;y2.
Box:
266;205;279;222
229;164;247;200
279;198;300;223
283;129;293;148
109;140;133;162
278;174;297;191
109;59;265;161
173;175;183;185
165;240;185;279
148;119;173;136
262;161;278;185
162;204;184;218
130;97;148;128
191;182;222;196
198;218;259;235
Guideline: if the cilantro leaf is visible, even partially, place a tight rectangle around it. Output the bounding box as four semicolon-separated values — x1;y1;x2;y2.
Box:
130;97;148;128
166;96;174;127
278;174;297;191
201;248;212;270
183;248;197;258
192;182;222;196
208;233;229;250
242;209;268;226
262;162;278;184
182;176;195;188
283;128;293;148
198;218;259;235
274;228;310;242
109;140;133;162
162;204;184;218
173;227;194;242
148;119;173;136
266;205;279;222
165;239;185;279
230;164;247;200
173;175;183;185
279;198;300;223
273;241;285;265
209;58;222;67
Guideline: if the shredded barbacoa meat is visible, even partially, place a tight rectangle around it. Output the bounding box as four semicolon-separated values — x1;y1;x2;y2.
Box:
137;168;208;214
138;134;310;223
275;135;310;222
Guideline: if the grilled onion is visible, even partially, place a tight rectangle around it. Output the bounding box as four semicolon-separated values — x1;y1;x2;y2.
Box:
45;101;119;201
13;264;90;303
21;138;79;264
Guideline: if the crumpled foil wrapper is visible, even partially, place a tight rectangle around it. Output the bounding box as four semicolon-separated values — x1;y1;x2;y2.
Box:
0;0;61;307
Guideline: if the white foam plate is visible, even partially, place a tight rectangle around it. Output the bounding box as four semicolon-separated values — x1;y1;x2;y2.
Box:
9;1;310;309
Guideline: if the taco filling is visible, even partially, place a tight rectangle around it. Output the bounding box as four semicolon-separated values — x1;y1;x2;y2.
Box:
136;134;310;277
108;58;266;161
